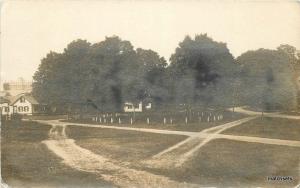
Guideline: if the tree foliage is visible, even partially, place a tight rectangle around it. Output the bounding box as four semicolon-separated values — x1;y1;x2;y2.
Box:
168;34;237;107
32;35;299;113
237;48;298;110
32;36;167;112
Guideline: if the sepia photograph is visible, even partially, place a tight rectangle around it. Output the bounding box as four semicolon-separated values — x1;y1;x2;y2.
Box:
0;0;300;187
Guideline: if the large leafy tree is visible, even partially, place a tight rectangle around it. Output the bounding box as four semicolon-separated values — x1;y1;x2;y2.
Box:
237;49;297;110
32;39;92;112
32;36;168;113
277;44;300;66
82;36;139;111
168;34;237;108
136;48;168;105
277;44;300;110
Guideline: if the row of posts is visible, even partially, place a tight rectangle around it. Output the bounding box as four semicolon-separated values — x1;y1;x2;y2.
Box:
91;114;224;125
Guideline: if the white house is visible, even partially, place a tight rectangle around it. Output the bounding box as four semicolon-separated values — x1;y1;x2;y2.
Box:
0;93;45;116
123;101;152;113
124;102;143;112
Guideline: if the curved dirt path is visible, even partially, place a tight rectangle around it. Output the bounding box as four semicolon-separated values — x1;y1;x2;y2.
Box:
38;120;199;188
234;107;300;119
215;134;300;147
147;117;257;168
147;114;300;168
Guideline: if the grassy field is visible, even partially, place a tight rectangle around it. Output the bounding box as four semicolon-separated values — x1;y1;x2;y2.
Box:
1;120;114;188
2;117;299;187
66;124;300;187
66;125;187;162
223;117;300;141
142;139;300;188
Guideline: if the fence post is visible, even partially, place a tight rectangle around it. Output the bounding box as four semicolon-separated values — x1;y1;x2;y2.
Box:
130;117;133;125
207;116;210;122
163;117;166;125
111;117;113;124
119;117;121;124
185;117;188;125
104;118;106;123
147;117;150;125
170;118;173;124
213;116;216;121
100;117;102;123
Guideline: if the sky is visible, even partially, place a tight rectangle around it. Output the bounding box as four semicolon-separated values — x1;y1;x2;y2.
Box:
1;0;300;82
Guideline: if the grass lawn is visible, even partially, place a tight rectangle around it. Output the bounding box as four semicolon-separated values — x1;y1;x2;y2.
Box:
223;117;300;141
1;120;114;188
66;125;187;162
280;111;300;116
65;111;247;132
66;125;300;187
25;114;68;120
142;139;300;188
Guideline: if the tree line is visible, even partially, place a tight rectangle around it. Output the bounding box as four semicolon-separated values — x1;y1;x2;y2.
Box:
32;34;300;113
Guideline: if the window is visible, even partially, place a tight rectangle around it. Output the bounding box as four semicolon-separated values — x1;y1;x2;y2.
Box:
20;97;25;103
5;107;9;112
24;106;29;112
18;106;23;112
127;105;132;109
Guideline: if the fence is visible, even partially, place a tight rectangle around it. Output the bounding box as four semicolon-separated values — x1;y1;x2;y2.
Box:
69;110;231;125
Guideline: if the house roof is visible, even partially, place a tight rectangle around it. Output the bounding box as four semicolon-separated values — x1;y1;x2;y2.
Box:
9;93;39;105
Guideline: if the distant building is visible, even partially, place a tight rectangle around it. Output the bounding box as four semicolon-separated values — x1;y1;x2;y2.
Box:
2;78;32;96
124;102;143;112
123;101;152;113
0;93;46;116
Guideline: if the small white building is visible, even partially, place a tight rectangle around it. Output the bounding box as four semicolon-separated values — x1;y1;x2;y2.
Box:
0;93;45;116
123;101;152;113
124;102;143;112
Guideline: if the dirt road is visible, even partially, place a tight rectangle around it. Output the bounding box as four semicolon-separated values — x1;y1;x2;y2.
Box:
234;107;300;119
33;114;300;187
38;120;199;188
147;117;257;168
